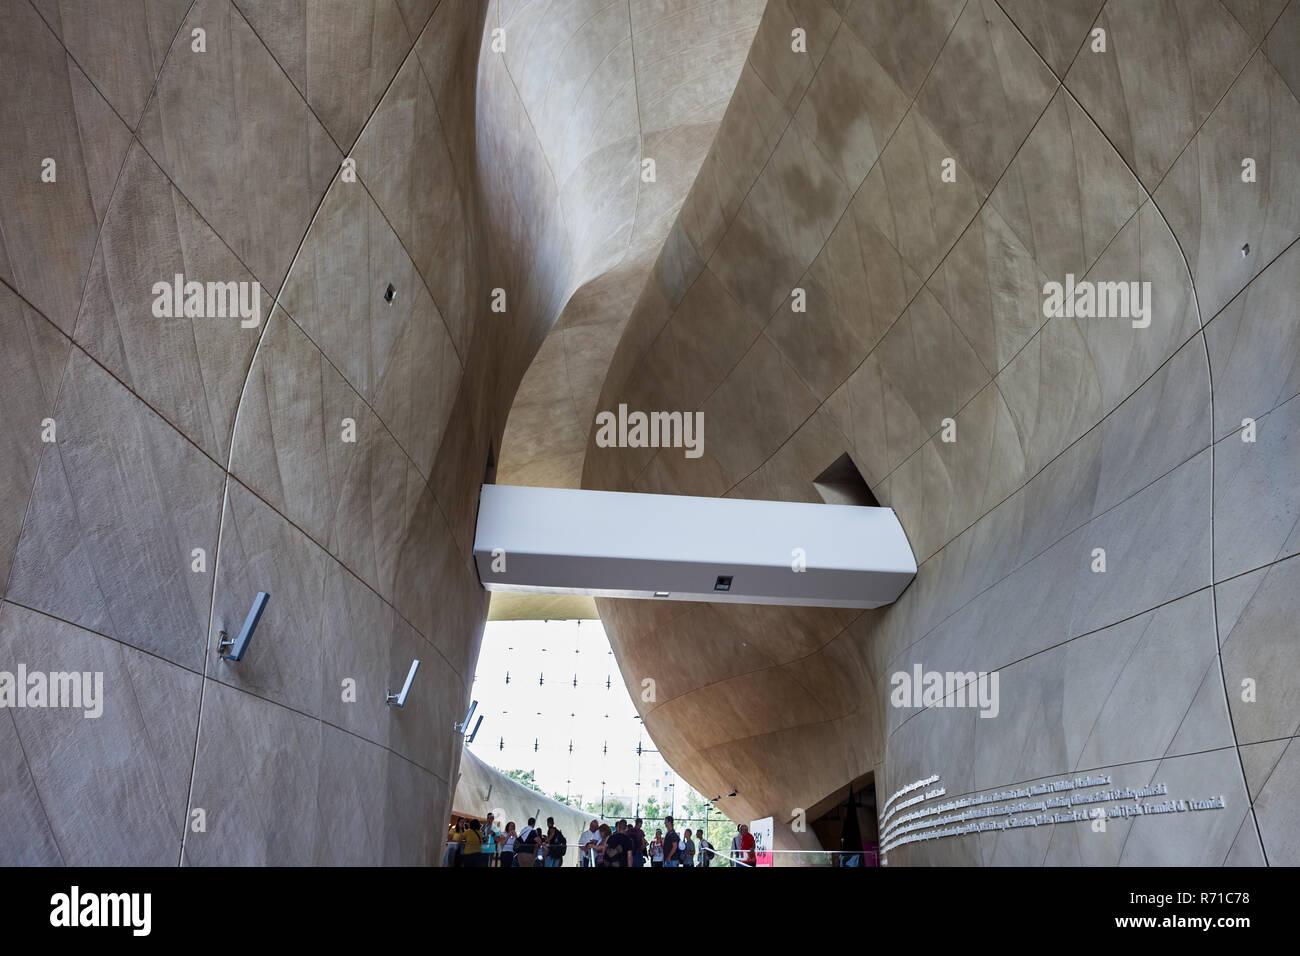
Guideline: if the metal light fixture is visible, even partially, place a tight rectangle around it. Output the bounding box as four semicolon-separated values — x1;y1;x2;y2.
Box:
454;698;478;732
387;659;420;707
218;591;269;662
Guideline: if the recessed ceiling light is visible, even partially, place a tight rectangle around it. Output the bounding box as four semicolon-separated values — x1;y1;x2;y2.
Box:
654;591;670;597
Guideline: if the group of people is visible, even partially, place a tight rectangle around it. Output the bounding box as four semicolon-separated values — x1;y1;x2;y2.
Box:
445;814;570;867
578;816;709;867
445;814;759;868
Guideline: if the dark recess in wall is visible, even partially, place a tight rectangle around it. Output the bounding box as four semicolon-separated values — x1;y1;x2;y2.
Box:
813;452;879;507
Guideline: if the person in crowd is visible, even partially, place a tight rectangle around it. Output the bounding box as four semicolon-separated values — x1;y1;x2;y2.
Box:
738;823;756;867
578;819;600;867
536;817;554;868
595;824;612;868
445;818;463;868
579;816;598;868
500;821;517;869
601;820;633;867
515;817;539;869
730;826;741;867
650;829;664;867
630;817;647;868
682;828;696;867
458;819;485;866
663;816;680;868
697;829;713;868
544;821;567;867
481;813;497;866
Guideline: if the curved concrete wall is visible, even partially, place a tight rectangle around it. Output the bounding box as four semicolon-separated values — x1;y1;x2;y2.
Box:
0;0;517;865
488;0;766;489
3;0;1296;869
584;0;1300;865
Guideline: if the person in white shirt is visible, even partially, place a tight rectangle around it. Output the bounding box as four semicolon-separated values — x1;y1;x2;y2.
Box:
730;828;741;867
650;830;665;867
578;819;600;867
500;822;518;868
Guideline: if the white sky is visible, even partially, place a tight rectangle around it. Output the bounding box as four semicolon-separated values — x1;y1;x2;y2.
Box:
466;619;701;814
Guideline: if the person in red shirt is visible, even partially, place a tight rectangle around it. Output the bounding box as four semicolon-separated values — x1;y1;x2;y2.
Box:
738;823;757;867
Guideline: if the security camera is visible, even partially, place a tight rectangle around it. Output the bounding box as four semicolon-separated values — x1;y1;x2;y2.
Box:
387;659;420;707
218;591;269;662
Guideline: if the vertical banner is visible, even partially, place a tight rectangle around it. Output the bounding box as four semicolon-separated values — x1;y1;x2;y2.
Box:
751;816;774;867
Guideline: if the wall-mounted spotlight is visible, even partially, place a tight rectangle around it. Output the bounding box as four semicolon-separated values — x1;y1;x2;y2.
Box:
454;698;478;733
728;788;738;797
467;714;484;743
218;591;269;662
387;658;420;707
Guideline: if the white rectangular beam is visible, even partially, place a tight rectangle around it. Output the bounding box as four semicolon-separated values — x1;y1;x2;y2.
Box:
473;485;916;609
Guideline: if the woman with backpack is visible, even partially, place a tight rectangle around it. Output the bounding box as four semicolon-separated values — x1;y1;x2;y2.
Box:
514;820;539;868
544;824;567;867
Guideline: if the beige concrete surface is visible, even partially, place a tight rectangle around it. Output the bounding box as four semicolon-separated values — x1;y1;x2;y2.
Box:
583;0;1300;865
1;0;491;865
1;0;1296;867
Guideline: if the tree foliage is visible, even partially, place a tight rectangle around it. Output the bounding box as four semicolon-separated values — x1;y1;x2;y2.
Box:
504;768;541;793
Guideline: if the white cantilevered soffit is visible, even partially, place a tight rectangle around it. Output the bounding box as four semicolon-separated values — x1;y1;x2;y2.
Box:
473;485;917;609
